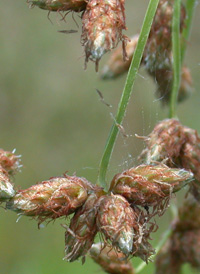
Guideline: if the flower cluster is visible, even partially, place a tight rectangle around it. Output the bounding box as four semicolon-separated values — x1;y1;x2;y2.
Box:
29;0;127;70
101;0;192;104
1;149;192;264
139;118;200;202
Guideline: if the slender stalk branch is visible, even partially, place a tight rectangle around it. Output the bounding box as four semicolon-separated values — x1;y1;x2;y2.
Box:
181;0;196;63
135;227;172;274
169;0;181;118
97;0;160;190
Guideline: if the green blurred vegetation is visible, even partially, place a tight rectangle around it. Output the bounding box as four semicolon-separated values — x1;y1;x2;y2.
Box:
0;0;200;273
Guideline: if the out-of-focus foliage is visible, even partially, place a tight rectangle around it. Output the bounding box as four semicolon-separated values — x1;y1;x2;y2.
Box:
0;0;200;273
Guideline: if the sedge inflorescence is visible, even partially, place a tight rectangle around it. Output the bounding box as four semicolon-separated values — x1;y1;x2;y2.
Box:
101;0;193;105
1;0;198;272
28;0;127;70
0;146;194;265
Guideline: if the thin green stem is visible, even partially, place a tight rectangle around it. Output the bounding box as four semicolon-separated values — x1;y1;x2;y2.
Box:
169;0;181;118
181;0;196;63
97;0;160;190
135;227;172;274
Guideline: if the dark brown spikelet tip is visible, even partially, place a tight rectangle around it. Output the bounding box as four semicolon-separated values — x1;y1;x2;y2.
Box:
81;0;127;71
110;164;193;213
64;190;103;262
96;194;137;255
6;175;94;222
90;243;135;274
28;0;86;12
0;149;21;176
101;34;139;79
139;119;186;166
0;167;15;201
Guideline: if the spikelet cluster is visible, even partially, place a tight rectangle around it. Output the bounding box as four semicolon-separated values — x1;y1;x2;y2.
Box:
81;0;126;71
101;0;192;104
29;0;127;70
140;119;200;202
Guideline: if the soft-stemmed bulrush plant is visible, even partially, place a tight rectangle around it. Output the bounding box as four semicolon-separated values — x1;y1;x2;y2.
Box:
1;0;199;273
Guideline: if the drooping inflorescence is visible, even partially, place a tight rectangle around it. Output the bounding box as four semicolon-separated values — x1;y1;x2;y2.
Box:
81;0;127;71
101;0;193;104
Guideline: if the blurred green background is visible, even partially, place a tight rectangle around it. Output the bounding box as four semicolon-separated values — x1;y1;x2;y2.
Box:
0;0;200;273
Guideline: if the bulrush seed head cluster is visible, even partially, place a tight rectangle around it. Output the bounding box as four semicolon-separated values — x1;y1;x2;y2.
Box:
101;0;193;104
29;0;126;70
1;0;198;272
140;118;200;202
1;143;193;265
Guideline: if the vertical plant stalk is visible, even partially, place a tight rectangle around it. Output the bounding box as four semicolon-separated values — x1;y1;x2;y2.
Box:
97;0;160;190
169;0;181;118
181;0;196;63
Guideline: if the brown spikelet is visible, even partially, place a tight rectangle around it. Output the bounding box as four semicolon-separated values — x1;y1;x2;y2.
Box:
110;164;193;212
139;119;186;166
64;191;103;262
144;0;186;73
143;0;189;104
6;175;95;222
96;194;136;255
101;34;139;79
90;243;135;274
81;0;127;71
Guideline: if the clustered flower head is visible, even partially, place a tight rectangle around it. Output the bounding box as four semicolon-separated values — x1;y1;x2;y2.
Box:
29;0;127;70
101;0;193;105
1;144;193;266
140;118;200;202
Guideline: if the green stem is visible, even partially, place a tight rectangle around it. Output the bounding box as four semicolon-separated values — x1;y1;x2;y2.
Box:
181;0;196;63
135;227;172;274
169;0;181;118
97;0;160;190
